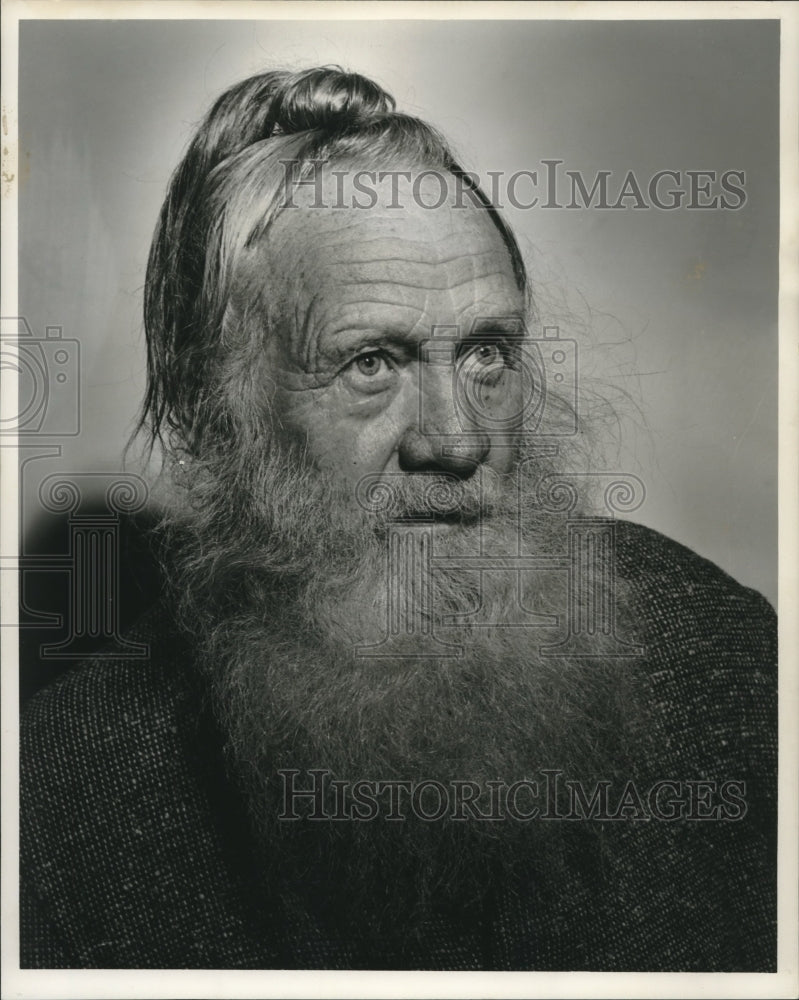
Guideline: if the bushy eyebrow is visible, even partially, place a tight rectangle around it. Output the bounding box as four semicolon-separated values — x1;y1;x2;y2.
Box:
467;316;527;337
316;329;420;369
313;314;527;370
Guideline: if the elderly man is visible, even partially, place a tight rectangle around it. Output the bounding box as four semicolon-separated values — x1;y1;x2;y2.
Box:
21;68;776;971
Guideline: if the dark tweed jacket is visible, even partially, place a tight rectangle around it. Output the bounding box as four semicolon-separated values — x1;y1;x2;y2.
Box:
20;522;777;970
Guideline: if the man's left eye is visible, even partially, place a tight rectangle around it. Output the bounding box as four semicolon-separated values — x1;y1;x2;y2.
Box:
468;343;504;367
459;341;508;380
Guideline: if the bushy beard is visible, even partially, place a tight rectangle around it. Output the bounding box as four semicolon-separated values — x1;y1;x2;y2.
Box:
161;437;646;962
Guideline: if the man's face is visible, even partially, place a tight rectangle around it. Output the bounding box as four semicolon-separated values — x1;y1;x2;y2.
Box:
234;171;527;505
175;171;640;946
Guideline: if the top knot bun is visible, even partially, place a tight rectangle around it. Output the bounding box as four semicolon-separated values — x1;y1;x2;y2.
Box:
270;67;396;134
145;64;528;451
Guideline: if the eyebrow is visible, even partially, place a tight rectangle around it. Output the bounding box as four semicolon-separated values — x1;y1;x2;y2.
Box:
467;316;527;336
314;313;528;369
317;328;419;369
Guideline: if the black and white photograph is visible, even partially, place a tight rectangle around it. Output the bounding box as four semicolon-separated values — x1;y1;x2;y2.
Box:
2;2;797;996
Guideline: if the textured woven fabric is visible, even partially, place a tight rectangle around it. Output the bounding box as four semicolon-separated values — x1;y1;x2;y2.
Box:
20;521;777;970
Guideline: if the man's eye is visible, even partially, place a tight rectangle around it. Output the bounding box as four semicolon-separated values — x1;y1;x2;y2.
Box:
458;341;509;381
355;353;386;376
342;350;396;393
469;343;504;367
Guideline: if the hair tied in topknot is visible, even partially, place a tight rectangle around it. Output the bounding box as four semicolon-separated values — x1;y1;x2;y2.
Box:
270;66;396;135
140;65;528;455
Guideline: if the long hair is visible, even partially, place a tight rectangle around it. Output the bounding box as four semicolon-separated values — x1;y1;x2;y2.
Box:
139;66;529;461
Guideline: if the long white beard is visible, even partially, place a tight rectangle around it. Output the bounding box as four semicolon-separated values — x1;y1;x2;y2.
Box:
161;440;646;950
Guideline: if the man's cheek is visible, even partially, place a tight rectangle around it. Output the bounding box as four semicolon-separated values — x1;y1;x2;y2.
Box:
267;378;344;443
460;369;526;430
281;407;394;482
304;385;416;476
495;369;527;428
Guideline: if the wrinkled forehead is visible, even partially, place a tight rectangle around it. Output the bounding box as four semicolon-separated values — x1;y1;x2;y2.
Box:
231;169;522;322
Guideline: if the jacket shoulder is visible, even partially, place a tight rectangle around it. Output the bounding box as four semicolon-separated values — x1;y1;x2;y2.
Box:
614;519;776;680
597;522;777;971
614;519;775;626
612;519;776;792
20;605;269;967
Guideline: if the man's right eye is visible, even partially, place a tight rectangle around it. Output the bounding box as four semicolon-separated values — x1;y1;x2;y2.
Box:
355;353;386;376
342;351;397;393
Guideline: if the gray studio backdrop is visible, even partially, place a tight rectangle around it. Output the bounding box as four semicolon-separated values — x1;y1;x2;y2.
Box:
18;18;778;605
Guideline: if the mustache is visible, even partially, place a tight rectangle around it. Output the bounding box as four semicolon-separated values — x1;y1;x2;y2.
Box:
354;468;505;526
158;435;564;614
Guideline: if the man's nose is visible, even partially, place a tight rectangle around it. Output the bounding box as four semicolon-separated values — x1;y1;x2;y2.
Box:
397;366;490;477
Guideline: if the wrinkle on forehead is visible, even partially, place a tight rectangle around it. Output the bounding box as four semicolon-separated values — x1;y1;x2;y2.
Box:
231;171;523;372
